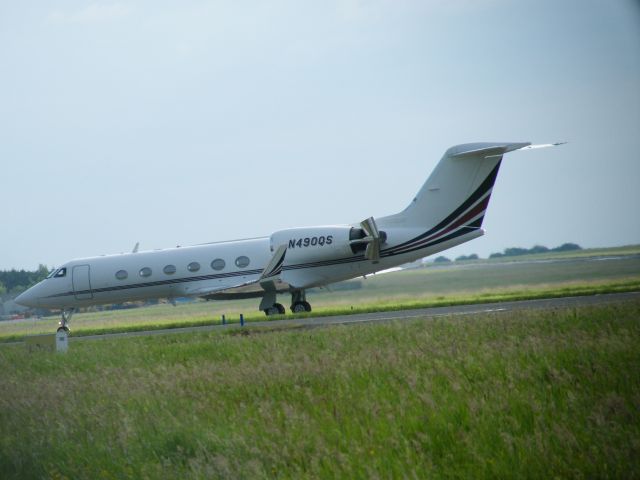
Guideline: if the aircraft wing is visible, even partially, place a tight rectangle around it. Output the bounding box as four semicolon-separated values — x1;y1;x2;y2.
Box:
259;244;287;281
182;245;289;299
199;279;292;300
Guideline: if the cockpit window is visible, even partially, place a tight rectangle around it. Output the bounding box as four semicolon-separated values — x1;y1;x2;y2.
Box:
46;269;57;279
47;267;67;278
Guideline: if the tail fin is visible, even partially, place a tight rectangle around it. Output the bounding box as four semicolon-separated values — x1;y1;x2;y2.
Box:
383;142;531;231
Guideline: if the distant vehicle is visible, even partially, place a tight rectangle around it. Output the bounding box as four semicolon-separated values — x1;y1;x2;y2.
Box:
16;142;562;332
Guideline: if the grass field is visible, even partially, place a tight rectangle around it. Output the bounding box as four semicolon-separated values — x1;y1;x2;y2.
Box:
1;300;639;478
1;252;639;341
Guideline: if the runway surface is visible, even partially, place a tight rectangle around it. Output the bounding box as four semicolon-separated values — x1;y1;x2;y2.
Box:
66;291;640;343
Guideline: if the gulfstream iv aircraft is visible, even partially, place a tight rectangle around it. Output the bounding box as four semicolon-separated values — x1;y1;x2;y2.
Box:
16;142;562;332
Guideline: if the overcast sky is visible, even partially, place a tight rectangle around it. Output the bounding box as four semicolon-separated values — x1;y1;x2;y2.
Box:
1;0;639;270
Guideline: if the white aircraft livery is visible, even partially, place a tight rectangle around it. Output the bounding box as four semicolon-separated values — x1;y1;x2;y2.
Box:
16;142;563;332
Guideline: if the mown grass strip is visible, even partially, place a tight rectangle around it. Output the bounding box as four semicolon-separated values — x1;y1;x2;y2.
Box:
2;280;639;343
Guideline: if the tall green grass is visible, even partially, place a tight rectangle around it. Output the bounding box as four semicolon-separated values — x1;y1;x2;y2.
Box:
1;301;639;478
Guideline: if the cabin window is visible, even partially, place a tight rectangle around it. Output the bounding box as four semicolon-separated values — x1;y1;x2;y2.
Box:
187;262;201;272
53;268;67;278
139;267;152;278
115;270;128;280
163;264;176;275
211;258;225;271
235;256;250;268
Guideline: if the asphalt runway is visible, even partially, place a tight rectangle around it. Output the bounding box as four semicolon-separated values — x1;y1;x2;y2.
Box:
63;291;640;343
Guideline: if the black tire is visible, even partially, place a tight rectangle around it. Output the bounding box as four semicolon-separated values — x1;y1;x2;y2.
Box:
291;302;306;313
57;326;70;334
265;305;284;316
302;301;312;312
275;303;285;314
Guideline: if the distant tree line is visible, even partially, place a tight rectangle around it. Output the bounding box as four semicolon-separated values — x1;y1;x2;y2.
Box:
0;265;49;296
433;256;452;263
455;253;479;262
488;243;581;259
433;253;480;263
432;243;582;263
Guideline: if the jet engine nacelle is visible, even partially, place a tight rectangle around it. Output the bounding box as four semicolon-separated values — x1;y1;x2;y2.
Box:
270;226;355;264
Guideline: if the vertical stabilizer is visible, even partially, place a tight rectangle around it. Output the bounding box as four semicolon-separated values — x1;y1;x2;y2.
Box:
382;142;530;231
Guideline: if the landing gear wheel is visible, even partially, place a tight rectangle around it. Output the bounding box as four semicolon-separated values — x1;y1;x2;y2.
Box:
57;308;74;334
291;301;311;313
264;303;286;316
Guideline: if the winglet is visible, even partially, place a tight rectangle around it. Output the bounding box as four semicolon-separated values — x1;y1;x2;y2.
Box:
132;242;139;253
260;245;287;280
517;142;567;151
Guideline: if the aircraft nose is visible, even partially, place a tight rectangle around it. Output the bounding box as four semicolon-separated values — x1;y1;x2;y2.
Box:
15;288;36;307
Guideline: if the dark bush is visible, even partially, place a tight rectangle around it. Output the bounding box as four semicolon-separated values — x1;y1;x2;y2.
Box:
553;242;582;252
433;256;452;263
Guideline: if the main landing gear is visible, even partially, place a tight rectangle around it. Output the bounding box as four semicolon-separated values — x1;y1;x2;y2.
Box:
290;290;311;313
264;303;286;316
260;289;286;316
260;290;312;316
58;308;74;333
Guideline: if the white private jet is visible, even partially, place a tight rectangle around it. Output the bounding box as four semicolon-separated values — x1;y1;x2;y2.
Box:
16;142;562;332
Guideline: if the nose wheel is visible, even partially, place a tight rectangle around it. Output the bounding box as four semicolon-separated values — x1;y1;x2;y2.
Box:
57;308;74;333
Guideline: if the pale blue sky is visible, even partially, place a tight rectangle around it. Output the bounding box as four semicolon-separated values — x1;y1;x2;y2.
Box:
1;0;639;269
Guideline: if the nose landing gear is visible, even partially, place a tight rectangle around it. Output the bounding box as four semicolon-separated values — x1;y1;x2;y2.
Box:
57;308;74;333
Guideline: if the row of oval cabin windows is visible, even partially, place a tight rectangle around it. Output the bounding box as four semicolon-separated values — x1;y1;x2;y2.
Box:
114;256;251;280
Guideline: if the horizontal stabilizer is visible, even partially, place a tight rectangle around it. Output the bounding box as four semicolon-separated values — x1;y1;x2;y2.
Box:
450;142;531;159
451;142;565;159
